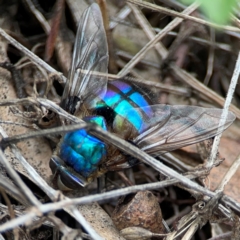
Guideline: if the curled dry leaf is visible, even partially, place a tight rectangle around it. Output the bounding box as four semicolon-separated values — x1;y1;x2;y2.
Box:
112;191;164;234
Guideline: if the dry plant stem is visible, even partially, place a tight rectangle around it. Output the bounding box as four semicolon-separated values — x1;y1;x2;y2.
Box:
0;125;56;196
47;214;81;238
1;122;86;145
168;192;223;239
44;0;65;62
216;154;240;192
0;175;27;205
19;0;70;76
203;28;215;86
0;27;66;82
23;0;50;33
109;5;131;30
104;71;189;95
97;0;118;73
0;190;20;240
166;213;198;240
171;65;240;119
117;50;160;68
166;206;192;226
0;148;40;207
0;203;54;228
182;223;199;240
48;215;77;238
117;58;147;81
0;190;16;223
232;15;240;28
121;227;167;239
158;0;186;10
161;152;193;172
154;28;232;52
128;3;167;58
206;51;240;169
208;231;231;240
118;2;199;75
126;0;240;32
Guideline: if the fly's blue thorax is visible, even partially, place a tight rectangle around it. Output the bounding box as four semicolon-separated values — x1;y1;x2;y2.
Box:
58;116;107;178
93;80;154;135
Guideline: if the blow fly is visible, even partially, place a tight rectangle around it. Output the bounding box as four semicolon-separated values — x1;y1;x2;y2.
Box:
50;3;235;189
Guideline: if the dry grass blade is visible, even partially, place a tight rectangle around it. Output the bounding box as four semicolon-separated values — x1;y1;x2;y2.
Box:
206;51;240;168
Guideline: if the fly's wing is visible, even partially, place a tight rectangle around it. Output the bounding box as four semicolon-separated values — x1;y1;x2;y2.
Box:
61;3;108;114
131;105;235;156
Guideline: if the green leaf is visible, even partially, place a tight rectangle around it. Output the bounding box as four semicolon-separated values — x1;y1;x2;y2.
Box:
200;0;236;25
181;0;195;4
180;0;237;25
